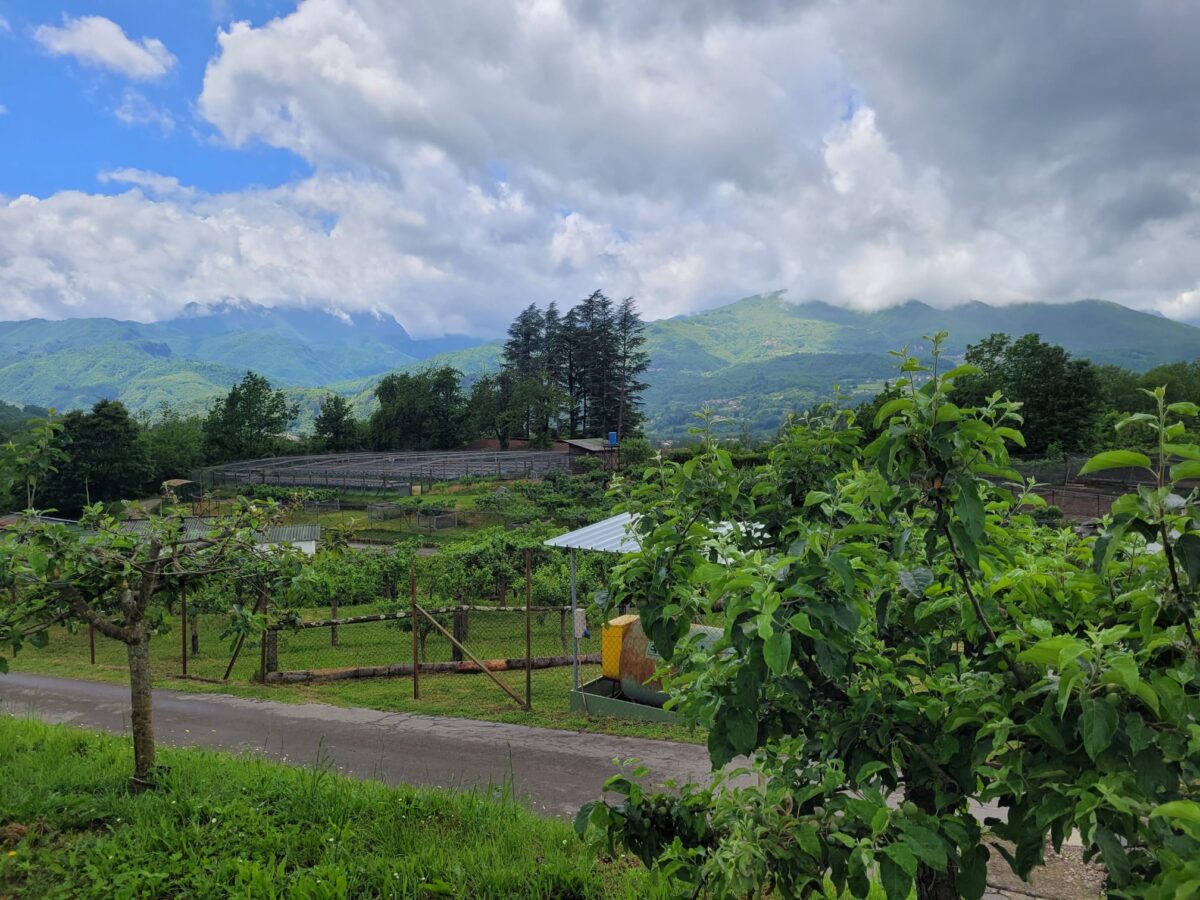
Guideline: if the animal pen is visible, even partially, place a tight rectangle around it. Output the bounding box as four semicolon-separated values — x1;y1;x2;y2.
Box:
196;449;572;493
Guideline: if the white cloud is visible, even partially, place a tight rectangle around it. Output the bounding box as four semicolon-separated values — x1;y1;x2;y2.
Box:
98;169;193;198
113;90;175;134
0;16;10;34
4;0;1200;333
0;104;7;116
34;15;176;81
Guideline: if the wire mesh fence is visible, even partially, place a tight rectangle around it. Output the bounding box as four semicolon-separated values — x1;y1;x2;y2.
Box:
196;450;571;493
265;603;603;709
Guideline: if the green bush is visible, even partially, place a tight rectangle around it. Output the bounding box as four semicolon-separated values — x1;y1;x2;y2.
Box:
579;338;1200;898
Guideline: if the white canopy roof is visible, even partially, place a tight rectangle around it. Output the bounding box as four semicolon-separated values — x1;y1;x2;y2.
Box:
542;511;641;554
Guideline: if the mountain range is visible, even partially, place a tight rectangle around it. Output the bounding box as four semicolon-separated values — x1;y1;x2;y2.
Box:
1;295;1198;438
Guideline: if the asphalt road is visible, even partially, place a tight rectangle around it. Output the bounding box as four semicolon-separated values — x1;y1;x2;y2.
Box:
0;672;711;817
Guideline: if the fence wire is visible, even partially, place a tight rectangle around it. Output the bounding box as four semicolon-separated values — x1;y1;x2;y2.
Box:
268;603;603;708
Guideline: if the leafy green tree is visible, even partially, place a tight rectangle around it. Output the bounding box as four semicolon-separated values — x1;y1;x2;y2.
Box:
954;332;1102;455
368;366;470;451
41;399;152;514
2;502;299;787
313;394;362;452
203;372;299;463
0;401;51;444
0;415;63;510
138;403;206;486
469;373;518;447
853;381;906;444
578;335;1200;898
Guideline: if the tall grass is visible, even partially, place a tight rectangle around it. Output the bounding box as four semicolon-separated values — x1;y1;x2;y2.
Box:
0;717;662;899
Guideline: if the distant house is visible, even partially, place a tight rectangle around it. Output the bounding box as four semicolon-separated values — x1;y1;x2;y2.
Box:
564;437;620;472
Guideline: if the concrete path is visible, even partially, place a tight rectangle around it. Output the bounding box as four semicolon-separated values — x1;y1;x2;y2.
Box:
0;672;710;817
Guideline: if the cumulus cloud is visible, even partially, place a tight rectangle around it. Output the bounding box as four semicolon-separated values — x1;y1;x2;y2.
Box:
5;0;1200;331
34;15;177;81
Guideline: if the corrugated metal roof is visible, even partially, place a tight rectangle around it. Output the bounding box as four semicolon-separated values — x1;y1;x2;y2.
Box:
120;518;320;545
543;512;640;553
264;525;322;543
564;438;616;453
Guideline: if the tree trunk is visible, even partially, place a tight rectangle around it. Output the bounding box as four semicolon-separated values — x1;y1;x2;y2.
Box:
126;628;156;790
909;784;958;899
331;599;339;647
916;863;959;900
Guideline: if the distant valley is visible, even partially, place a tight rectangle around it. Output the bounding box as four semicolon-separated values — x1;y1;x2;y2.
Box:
2;295;1199;438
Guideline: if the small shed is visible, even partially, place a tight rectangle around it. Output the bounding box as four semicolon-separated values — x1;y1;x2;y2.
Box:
543;512;640;689
161;479;203;502
564;437;620;472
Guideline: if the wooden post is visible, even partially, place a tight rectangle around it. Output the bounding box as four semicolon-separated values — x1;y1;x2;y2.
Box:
411;563;419;700
264;630;278;675
223;581;266;681
525;549;533;710
89;624;96;665
451;608;468;662
180;584;188;675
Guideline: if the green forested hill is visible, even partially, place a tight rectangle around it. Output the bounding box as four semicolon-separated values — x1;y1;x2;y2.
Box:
2;295;1198;437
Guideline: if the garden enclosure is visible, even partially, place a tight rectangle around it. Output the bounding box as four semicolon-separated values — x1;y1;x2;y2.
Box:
196;449;571;493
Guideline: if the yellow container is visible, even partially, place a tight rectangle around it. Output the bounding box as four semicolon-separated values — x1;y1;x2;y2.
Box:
602;614;639;680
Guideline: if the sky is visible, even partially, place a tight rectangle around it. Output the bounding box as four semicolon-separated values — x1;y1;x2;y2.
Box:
0;1;1198;337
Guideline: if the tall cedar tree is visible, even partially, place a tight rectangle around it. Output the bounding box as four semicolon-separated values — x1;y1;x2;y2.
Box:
497;292;649;441
613;296;650;439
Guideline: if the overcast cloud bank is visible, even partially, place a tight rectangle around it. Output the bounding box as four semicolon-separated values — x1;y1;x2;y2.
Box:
3;0;1199;335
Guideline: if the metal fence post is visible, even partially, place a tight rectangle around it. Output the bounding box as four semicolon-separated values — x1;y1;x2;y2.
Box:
259;585;269;683
570;548;579;691
411;563;420;700
525;549;533;710
180;584;188;675
89;624;96;665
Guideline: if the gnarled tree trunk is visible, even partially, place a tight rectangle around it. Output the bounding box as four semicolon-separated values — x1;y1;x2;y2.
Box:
126;624;156;791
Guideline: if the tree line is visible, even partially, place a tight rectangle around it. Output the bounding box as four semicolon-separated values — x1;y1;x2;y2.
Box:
0;291;649;514
370;290;650;450
854;331;1200;459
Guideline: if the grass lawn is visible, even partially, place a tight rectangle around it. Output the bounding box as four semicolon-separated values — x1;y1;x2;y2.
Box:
6;612;703;743
0;716;665;899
